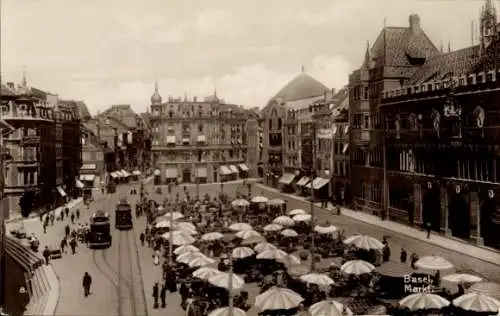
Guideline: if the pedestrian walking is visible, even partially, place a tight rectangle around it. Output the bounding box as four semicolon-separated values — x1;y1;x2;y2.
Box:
160;283;167;308
70;213;75;224
82;272;92;297
400;248;407;263
410;252;419;269
49;213;55;225
152;282;159;309
65;207;69;218
65;225;70;237
42;246;51;265
69;237;77;255
43;222;48;234
425;222;432;239
60;210;64;221
76;209;80;220
382;244;391;262
60;237;67;254
140;232;145;246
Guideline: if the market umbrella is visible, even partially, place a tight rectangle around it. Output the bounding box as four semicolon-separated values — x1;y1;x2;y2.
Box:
254;287;304;311
288;209;306;216
279;254;301;266
256;248;288;261
157;206;165;212
443;273;483;284
176;222;196;231
231;199;250;208
192;267;221;280
300;273;335;286
236;230;262;240
160;211;184;221
309;299;353;316
232;246;255;259
375;261;416;277
155;220;172;228
399;293;450;311
201;232;225;241
340;260;376;275
314;225;338;234
469;282;500;300
254;242;278;253
162;230;195;245
272;216;295;226
240;235;266;245
288;264;311;276
208;307;247;316
229;223;253;231
343;235;384;250
251;196;268;203
281;229;299;237
177;251;206;264
263;224;283;232
415;256;454;270
174;245;200;255
187;254;216;268
267;198;285;206
452;293;500;313
209;272;245;290
293;213;312;222
176;226;197;235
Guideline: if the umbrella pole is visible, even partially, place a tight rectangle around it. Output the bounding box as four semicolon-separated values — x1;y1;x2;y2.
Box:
228;254;234;316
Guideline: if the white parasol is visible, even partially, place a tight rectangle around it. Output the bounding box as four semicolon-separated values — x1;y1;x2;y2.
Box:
292;213;312;222
340;260;376;275
288;209;306;216
159;211;184;221
254;287;304;311
308;299;353;316
254;242;278;253
263;224;283;232
442;273;482;284
280;228;299;237
201;232;225;241
174;245;199;255
231;199;250;208
314;225;338;234
272;216;295;226
278;254;301;266
187;254;216;268
399;293;450;311
452;293;500;313
192;267;221;280
208;307;247;316
343;235;384;250
300;273;335;286
161;230;195;245
229;223;253;231
232;246;255;259
208;272;245;290
415;256;454;270
236;230;262;240
251;196;268;203
267;198;285;206
256;248;288;261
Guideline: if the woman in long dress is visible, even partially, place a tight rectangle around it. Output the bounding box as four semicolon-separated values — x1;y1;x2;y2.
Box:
153;250;160;265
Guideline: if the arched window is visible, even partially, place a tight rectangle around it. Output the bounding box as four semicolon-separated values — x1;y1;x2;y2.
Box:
268;119;273;130
277;118;282;130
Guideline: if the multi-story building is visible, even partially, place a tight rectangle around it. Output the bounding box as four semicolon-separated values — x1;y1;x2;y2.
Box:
262;68;330;187
349;13;439;217
0;78;82;217
148;83;250;184
80;124;105;186
349;0;500;249
245;110;261;178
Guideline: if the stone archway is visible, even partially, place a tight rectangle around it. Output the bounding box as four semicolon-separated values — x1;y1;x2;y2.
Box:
480;189;499;249
422;181;441;232
448;185;470;239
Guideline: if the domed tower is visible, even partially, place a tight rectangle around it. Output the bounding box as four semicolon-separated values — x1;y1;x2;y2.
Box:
480;0;498;52
150;81;162;105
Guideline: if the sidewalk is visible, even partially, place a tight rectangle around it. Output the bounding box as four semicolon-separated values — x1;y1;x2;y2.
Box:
254;183;500;267
6;197;83;224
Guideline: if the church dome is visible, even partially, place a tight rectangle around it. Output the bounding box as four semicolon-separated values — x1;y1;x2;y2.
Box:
151;82;162;105
271;69;329;103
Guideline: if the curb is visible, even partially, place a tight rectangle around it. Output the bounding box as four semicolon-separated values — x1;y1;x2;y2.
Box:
254;183;500;267
43;265;61;316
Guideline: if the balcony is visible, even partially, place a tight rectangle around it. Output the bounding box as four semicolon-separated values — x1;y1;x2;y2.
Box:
22;135;40;145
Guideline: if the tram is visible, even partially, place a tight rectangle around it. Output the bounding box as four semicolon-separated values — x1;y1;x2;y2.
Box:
88;211;111;248
115;197;133;230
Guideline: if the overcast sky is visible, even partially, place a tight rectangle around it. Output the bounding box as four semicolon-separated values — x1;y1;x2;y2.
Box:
0;0;490;114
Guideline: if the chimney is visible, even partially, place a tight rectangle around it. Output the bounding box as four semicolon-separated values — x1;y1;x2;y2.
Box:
6;82;15;90
409;14;421;35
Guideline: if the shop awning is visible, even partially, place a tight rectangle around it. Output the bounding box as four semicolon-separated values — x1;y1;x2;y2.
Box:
121;169;130;177
305;177;330;190
238;164;249;171
182;138;190;143
196;167;207;178
154;169;161;176
56;186;67;197
132;170;141;176
296;176;310;186
219;165;232;176
75;180;85;189
80;163;96;170
80;174;96;182
197;135;206;142
278;173;296;185
166;167;178;179
167;136;176;144
229;165;239;174
110;172;118;178
114;170;123;177
342;143;349;154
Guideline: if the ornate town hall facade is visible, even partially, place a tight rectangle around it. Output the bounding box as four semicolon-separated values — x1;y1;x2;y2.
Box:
350;1;500;248
148;83;251;184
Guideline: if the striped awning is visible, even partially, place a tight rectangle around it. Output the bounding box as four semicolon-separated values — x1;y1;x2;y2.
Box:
197;135;206;142
296;177;310;186
132;170;141;176
167;136;176;144
229;165;239;174
219;166;231;176
80;174;95;181
197;167;207;178
121;169;130;177
110;172;118;178
305;177;330;190
166;167;177;179
182;138;190;143
75;180;85;189
80;163;96;170
238;164;249;171
56;186;67;197
278;173;295;185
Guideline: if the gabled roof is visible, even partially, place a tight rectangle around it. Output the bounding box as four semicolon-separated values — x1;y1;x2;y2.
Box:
1;84;15;96
408;45;481;85
286;95;325;110
97;104;139;129
371;27;440;68
75;101;91;121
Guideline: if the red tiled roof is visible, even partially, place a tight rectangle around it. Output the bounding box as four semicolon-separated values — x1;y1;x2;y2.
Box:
371;27;440;68
408;45;481;84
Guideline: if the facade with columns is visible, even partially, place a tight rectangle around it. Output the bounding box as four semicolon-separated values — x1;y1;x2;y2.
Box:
148;83;251;184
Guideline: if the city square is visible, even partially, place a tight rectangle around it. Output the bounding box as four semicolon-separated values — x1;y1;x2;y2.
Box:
2;0;500;315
